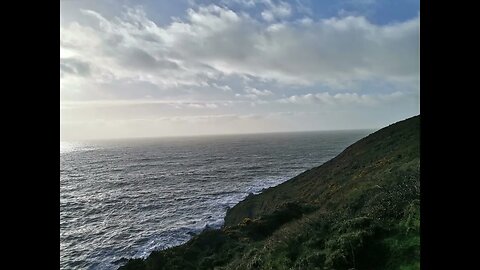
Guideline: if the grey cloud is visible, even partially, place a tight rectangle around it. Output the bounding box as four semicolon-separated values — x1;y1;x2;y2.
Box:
60;58;91;76
61;5;419;91
132;32;162;43
124;48;157;68
119;48;180;71
162;6;419;86
104;33;124;46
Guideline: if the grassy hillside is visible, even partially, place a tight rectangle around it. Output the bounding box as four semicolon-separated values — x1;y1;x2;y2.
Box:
119;115;420;270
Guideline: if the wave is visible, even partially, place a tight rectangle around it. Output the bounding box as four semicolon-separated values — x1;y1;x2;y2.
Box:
60;130;369;270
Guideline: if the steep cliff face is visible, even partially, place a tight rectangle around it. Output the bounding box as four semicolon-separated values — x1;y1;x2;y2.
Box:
120;115;420;270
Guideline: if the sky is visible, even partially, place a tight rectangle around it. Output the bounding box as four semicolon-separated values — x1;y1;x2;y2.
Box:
60;0;419;141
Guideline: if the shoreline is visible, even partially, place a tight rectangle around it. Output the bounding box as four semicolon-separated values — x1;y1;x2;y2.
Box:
118;115;420;270
116;174;298;266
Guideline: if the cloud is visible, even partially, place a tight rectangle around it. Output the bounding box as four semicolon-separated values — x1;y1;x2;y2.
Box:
235;86;273;99
278;91;408;106
60;99;234;110
118;47;180;71
60;2;419;140
245;87;273;96
60;4;419;93
186;102;219;109
60;58;91;77
261;1;292;22
212;83;233;92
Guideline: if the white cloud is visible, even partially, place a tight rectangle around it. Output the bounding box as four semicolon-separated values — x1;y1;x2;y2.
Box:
61;5;419;94
261;1;292;22
234;86;274;100
245;87;273;96
212;83;233;91
278;91;408;106
186;102;219;109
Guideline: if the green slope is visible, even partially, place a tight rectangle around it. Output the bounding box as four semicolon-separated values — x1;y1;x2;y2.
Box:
119;115;420;270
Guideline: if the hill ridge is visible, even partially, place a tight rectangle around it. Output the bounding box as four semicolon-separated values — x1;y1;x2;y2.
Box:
120;115;420;270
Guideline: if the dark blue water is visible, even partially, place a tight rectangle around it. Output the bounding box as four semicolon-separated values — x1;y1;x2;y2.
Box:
60;130;372;269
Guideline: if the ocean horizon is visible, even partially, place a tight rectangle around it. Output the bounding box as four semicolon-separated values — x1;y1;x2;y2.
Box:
60;130;372;270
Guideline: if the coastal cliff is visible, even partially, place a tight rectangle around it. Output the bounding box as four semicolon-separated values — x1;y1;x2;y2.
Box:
120;115;420;270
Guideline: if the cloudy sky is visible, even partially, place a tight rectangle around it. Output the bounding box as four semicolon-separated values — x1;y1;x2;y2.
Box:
60;0;419;141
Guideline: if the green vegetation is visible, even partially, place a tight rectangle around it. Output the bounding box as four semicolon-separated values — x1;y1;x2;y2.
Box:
119;115;420;270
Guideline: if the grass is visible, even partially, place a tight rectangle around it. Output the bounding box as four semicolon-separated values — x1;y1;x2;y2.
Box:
119;115;420;270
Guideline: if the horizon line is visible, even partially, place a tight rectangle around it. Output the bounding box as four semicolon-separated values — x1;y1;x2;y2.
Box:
60;127;378;143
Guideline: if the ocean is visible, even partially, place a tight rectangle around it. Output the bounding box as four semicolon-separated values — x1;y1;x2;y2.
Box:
60;130;371;269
